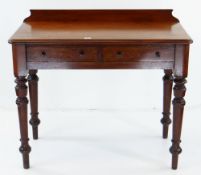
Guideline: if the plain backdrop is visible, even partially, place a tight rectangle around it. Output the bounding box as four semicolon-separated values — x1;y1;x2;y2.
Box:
0;0;201;175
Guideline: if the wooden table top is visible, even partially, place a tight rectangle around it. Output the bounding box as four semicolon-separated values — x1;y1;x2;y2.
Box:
9;10;192;44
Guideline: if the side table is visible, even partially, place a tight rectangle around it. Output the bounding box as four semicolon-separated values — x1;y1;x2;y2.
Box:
9;9;192;169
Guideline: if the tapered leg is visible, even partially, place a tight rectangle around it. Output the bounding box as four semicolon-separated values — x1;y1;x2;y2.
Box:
161;70;173;138
170;77;186;170
15;76;31;169
28;70;40;140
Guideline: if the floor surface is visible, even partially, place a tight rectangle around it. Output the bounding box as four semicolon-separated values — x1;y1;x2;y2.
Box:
0;107;200;175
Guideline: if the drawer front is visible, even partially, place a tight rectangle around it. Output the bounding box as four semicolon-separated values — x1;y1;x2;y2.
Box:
27;46;98;62
103;45;174;62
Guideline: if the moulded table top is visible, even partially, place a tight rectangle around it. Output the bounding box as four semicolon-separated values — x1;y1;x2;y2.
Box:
9;9;192;44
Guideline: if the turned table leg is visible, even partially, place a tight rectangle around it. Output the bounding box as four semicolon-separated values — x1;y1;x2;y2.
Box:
28;70;40;140
15;76;31;169
161;70;173;138
170;77;186;169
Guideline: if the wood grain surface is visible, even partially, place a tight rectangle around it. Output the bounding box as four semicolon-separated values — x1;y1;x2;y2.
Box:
9;10;192;44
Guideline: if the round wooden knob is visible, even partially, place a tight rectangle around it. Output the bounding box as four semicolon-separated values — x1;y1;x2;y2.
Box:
155;51;160;58
116;51;123;58
79;50;85;56
41;51;46;56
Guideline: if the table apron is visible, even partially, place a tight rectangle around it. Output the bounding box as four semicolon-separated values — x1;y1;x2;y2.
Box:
27;61;174;69
25;44;175;70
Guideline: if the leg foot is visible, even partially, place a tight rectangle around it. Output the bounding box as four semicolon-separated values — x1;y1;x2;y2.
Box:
19;143;31;169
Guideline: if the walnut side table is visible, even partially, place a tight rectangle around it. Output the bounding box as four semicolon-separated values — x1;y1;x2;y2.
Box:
9;9;192;169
